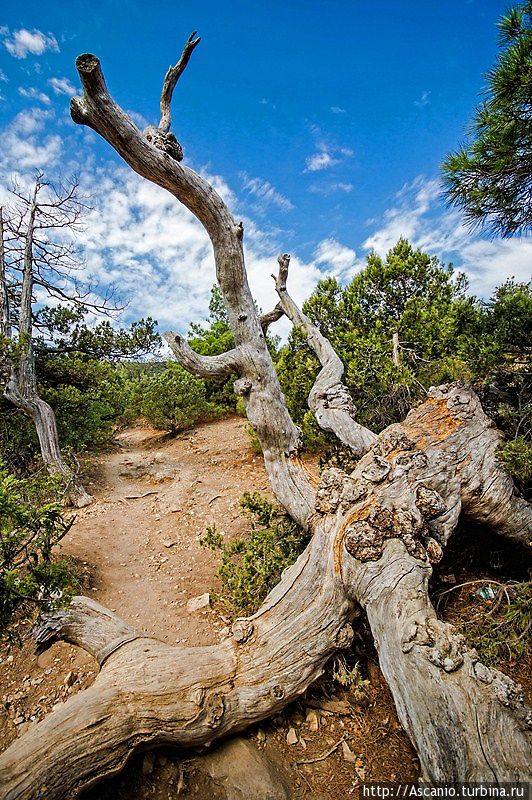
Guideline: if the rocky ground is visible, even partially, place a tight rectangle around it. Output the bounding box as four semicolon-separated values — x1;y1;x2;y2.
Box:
1;416;528;799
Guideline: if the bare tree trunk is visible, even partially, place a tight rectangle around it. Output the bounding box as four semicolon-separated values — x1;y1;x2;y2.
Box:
0;186;91;507
0;38;529;799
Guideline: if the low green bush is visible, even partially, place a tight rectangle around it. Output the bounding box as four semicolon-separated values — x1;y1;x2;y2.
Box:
200;492;309;617
0;466;76;637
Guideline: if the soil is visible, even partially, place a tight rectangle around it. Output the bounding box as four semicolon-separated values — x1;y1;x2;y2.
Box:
1;416;528;798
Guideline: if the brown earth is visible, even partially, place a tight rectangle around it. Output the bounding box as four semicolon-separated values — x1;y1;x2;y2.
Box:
0;414;461;798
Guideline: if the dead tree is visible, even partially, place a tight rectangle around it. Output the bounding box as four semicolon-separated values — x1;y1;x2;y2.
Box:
0;36;530;800
0;178;92;507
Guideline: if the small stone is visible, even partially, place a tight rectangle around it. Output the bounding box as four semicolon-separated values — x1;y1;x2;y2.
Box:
64;671;77;688
341;740;357;764
286;727;298;745
162;540;176;548
306;710;319;732
299;737;307;750
256;728;266;743
186;593;211;613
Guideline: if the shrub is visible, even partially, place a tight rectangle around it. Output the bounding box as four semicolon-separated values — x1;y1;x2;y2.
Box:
0;466;77;636
200;492;309;617
135;362;217;434
496;437;532;493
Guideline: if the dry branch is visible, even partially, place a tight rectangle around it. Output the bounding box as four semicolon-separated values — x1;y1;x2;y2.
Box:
274;253;378;458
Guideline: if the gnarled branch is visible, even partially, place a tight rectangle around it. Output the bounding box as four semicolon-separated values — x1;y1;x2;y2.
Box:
260;303;284;334
1;385;530;799
70;45;315;527
274;254;377;458
163;331;241;379
159;32;201;133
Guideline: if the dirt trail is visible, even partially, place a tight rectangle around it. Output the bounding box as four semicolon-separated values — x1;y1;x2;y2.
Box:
0;416;420;798
66;416;271;646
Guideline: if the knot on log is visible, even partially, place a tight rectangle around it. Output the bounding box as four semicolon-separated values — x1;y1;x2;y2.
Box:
392;508;426;560
361;456;391;483
368;505;394;531
425;537;443;563
315;467;347;513
402;618;465;672
335;623;355;649
343;502;433;563
344;521;385;561
415;485;446;520
205;692;225;728
340;477;368;510
393;451;428;476
378;429;415;457
143;126;184;161
232;619;254;643
234;378;252;397
271;684;285;700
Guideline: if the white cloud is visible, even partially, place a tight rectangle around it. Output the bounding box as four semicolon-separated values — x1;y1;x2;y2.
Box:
0;69;7;82
306;149;339;172
305;143;353;173
48;76;75;95
3;28;59;59
363;176;532;297
309;182;354;195
415;90;431;107
18;86;51;105
240;172;294;211
0;108;62;171
330;106;346;114
314;238;361;279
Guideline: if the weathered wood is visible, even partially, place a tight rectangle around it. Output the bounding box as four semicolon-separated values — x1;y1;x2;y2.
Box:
162;331;241;378
69;51;315;527
274;253;377;458
0;386;530;799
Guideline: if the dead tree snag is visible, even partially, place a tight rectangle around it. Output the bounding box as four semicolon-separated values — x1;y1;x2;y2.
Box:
0;180;91;507
0;34;530;799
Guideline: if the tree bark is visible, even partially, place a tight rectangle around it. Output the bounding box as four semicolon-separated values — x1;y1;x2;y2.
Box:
1;39;529;799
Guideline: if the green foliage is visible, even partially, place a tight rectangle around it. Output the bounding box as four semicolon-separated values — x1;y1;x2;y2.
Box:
0;466;76;635
442;2;532;236
277;243;531;482
188;286;238;410
200;492;309;617
329;654;370;696
278;239;476;435
462;582;532;665
133;362;216;434
497;437;532;490
34;306;160;361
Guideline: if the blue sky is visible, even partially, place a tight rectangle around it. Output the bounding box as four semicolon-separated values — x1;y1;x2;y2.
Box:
0;1;531;334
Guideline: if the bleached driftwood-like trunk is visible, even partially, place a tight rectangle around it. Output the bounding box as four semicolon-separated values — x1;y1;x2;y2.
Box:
0;35;530;800
0;187;91;507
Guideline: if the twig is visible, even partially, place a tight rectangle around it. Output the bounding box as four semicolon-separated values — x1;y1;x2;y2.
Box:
294;734;347;766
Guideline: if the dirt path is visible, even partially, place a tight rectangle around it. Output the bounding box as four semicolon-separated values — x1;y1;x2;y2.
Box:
0;416;419;798
66;416;271;646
